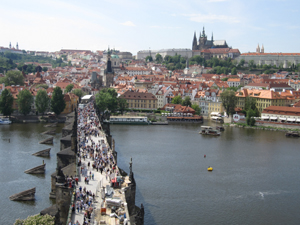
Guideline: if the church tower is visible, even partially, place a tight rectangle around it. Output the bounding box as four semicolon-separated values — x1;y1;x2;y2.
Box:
256;44;260;53
199;26;207;51
261;44;264;53
9;42;11;49
192;32;198;50
104;48;114;87
16;42;19;50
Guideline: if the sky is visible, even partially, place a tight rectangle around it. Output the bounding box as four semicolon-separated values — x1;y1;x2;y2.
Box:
1;0;300;55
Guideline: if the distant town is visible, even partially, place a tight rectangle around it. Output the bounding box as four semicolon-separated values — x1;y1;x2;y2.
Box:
1;27;300;125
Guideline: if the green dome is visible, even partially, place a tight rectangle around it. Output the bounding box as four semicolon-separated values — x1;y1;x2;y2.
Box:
111;54;119;59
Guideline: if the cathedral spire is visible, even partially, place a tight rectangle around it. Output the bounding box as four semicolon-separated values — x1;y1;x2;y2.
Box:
202;26;206;37
192;31;198;50
256;43;260;53
261;44;264;53
211;32;214;41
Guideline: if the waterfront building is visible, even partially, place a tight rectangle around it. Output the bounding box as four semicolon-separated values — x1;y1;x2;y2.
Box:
208;101;224;118
261;105;300;123
120;90;158;110
236;89;288;113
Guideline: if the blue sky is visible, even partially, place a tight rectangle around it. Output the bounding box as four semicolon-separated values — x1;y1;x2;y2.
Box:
1;0;299;55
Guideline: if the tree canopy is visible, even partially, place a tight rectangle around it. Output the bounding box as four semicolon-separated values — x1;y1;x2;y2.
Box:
191;104;201;115
51;87;66;115
118;97;128;115
155;53;163;63
0;70;24;86
72;89;85;99
95;88;119;115
182;96;191;106
220;90;237;116
14;214;55;225
65;84;74;93
17;89;33;115
0;89;14;116
35;89;50;114
171;96;182;105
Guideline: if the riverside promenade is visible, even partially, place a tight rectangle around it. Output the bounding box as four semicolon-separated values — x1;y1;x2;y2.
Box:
71;102;133;225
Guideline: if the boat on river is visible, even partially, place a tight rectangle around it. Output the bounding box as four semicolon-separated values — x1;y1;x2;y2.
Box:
199;126;220;136
207;167;213;171
109;116;151;125
0;118;12;124
285;131;300;137
216;126;225;131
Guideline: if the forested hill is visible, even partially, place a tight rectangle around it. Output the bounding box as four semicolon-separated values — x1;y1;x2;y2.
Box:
0;52;69;73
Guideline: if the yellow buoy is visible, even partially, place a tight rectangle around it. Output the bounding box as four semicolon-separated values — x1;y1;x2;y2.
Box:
207;167;213;171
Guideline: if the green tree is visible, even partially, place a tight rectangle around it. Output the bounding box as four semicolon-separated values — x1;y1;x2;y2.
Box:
51;87;66;115
246;109;256;126
65;84;74;93
0;70;24;86
231;67;237;75
191;103;201;115
42;67;48;72
35;89;49;115
220;90;237;116
72;89;85;99
238;59;245;68
182;96;191;106
155;53;163;63
17;89;33;115
0;89;14;116
14;214;55;225
248;60;255;68
171;96;182;105
145;56;153;62
118;98;128;115
95;88;119;115
36;84;49;89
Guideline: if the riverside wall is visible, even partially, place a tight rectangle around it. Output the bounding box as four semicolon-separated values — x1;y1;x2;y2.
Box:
41;104;144;225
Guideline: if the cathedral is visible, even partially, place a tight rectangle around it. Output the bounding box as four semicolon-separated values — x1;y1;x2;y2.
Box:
192;27;228;51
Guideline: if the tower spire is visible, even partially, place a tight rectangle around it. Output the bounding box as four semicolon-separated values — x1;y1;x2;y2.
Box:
211;32;214;41
192;31;198;50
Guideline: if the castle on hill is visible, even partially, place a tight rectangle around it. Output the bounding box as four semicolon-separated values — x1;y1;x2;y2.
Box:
192;27;228;51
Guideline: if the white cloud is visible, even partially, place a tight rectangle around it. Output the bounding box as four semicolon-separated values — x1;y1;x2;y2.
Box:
184;13;240;23
120;21;136;27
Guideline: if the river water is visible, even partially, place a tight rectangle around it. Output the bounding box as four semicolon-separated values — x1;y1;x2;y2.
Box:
0;123;63;225
1;122;300;225
110;122;300;225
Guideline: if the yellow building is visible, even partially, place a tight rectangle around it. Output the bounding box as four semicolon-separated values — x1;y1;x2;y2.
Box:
208;101;224;118
120;90;157;110
236;89;287;113
62;93;79;114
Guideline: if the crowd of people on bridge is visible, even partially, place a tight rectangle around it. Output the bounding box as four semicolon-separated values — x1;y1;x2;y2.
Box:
70;102;119;225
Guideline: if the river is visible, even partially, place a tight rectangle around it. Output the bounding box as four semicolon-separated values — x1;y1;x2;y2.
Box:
1;122;300;225
0;123;64;225
110;122;300;225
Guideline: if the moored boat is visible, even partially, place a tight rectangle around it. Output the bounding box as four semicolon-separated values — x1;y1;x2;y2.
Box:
199;126;220;136
216;126;225;131
285;131;300;137
207;167;213;171
0;118;12;124
109;116;151;125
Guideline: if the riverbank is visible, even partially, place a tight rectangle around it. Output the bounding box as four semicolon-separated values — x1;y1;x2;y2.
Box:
225;122;300;132
8;115;67;123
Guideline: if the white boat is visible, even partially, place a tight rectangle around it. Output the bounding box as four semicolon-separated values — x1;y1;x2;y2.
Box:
199;126;220;136
0;118;12;125
109;116;151;125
